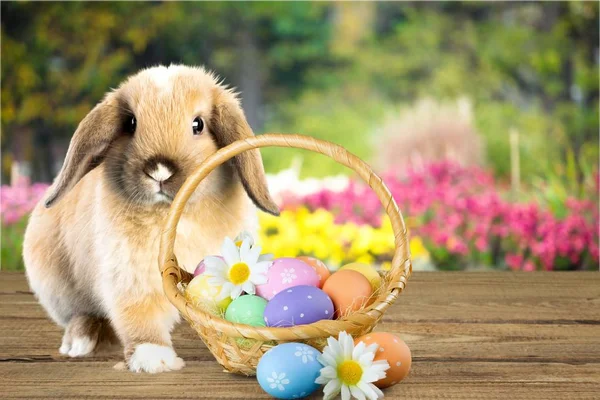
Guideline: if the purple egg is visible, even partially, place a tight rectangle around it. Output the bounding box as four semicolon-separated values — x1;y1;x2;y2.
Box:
264;285;334;327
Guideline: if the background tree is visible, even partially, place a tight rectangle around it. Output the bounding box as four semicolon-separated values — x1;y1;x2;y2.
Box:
1;1;598;194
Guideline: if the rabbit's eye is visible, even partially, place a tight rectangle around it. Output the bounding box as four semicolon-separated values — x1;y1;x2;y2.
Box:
192;117;204;136
125;116;137;135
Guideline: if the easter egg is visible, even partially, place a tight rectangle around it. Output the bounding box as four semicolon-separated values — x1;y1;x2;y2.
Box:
297;256;331;288
322;269;373;318
185;274;231;313
194;256;224;277
257;342;322;399
225;295;268;327
355;332;411;388
340;262;382;293
256;258;319;300
264;285;334;327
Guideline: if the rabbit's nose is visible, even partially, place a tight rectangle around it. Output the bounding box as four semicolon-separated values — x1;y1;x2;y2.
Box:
143;157;178;183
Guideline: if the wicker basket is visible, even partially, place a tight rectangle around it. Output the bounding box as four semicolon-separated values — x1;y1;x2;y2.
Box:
159;133;412;375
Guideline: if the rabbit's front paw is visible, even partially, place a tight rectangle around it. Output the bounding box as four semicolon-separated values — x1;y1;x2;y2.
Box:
128;343;185;373
65;336;96;357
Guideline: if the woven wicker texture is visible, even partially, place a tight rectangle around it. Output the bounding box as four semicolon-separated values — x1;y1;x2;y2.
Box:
159;134;412;375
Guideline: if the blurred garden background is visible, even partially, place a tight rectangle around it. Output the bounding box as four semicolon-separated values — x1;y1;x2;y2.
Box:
1;2;598;271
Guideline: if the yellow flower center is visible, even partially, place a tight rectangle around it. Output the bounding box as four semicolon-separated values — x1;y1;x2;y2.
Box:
337;360;363;386
228;262;250;285
235;240;243;247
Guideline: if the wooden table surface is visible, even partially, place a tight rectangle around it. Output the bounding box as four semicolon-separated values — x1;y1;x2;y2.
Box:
1;271;599;399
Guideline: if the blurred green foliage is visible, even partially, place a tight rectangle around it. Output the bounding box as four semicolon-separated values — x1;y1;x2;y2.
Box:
1;217;27;271
1;2;598;187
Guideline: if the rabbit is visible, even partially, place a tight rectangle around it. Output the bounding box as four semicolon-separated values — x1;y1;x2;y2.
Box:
22;65;279;373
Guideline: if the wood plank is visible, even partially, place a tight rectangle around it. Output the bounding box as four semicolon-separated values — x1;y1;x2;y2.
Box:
1;272;599;399
1;361;598;399
2;320;600;363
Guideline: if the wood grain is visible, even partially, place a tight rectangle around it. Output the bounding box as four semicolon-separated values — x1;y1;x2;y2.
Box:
1;272;599;399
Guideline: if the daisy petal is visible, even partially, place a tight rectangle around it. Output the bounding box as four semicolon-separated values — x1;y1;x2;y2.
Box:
204;256;225;270
323;379;342;397
359;350;376;366
247;244;262;264
221;237;240;265
357;382;380;400
340;332;354;359
237;231;254;246
320;365;337;379
250;273;268;286
242;281;255;295
258;252;274;262
341;384;351;400
372;360;390;373
372;384;384;399
252;263;270;275
319;351;338;368
239;239;251;262
230;285;243;299
255;260;273;271
352;341;366;361
350;385;366;400
218;282;234;300
361;370;382;383
365;343;379;355
327;336;343;360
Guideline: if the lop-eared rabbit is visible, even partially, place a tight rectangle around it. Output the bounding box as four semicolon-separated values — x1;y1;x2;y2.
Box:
23;65;279;373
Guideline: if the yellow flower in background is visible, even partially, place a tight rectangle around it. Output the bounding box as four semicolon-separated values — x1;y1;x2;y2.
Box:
258;207;429;269
409;236;429;260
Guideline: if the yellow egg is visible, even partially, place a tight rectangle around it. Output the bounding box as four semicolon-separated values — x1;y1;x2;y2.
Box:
340;262;382;293
185;274;232;313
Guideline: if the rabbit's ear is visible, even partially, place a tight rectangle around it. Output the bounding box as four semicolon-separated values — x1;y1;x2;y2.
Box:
210;92;279;216
45;94;123;207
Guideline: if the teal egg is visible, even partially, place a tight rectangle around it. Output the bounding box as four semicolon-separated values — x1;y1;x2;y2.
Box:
225;295;268;327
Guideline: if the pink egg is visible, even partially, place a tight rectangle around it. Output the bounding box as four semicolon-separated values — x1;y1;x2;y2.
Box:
256;258;319;300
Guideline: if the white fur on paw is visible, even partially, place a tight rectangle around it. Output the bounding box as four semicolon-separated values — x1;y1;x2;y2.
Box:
67;336;95;357
128;343;185;373
59;343;71;355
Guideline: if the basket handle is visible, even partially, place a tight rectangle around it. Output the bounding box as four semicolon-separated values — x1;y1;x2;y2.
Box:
159;134;411;302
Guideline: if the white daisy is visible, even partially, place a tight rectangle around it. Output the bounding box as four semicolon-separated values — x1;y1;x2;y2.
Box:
204;237;272;300
315;331;390;400
234;231;274;262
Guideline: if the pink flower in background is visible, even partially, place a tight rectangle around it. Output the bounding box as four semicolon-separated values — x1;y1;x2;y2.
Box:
475;237;488;252
505;254;523;271
523;261;536;272
1;178;49;225
282;161;599;271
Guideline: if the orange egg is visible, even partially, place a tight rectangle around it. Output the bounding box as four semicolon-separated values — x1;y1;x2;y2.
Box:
322;269;372;317
355;332;411;388
297;256;331;288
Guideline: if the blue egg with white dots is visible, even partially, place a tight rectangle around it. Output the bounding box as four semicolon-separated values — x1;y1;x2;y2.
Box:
264;285;334;327
257;342;323;399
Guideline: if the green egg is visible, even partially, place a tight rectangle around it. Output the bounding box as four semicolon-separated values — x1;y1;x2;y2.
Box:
225;295;268;327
